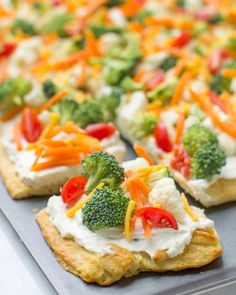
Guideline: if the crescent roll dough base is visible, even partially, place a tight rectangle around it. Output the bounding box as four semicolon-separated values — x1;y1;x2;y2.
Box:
36;209;222;286
173;171;236;208
0;144;61;199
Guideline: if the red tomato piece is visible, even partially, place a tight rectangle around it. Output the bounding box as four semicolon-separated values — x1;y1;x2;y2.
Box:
136;207;178;230
194;10;215;21
208;90;226;113
146;69;165;91
208;48;229;74
154;123;172;152
20;108;42;143
0;43;17;58
170;145;191;178
172;31;191;48
61;176;87;207
85;123;116;140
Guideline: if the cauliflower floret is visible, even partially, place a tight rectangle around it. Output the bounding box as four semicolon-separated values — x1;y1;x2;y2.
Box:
122;157;149;172
149;178;186;223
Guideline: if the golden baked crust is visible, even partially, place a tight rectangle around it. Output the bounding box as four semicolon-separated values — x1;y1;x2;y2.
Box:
36;209;222;286
0;144;60;199
173;171;236;207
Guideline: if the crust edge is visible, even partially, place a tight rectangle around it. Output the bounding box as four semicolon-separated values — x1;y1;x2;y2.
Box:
36;209;222;286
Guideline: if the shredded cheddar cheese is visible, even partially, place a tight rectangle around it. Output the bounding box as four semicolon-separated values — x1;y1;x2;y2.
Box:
124;200;136;241
181;193;199;222
66;183;104;218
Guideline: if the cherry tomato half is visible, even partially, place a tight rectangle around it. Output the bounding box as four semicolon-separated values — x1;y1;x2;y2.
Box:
172;31;191;48
208;48;229;74
170;145;191;178
85;123;116;140
0;43;17;58
136;207;178;230
154;123;172;152
61;176;87;207
146;69;165;91
20;108;42;143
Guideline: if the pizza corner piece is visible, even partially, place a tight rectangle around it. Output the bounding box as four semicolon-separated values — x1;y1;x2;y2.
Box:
36;152;222;286
0;99;126;199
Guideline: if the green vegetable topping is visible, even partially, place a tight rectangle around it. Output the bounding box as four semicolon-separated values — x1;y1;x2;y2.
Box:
11;19;37;36
42;13;73;37
191;143;226;180
89;24;123;38
98;88;123;121
210;73;231;95
106;0;125;7
133;10;153;22
147;167;171;188
159;56;178;72
226;37;236;51
176;0;185;7
182;124;218;156
42;80;58;99
148;78;177;104
130;113;158;140
82;187;130;231
0;77;31;114
82;151;125;192
74;100;105;128
120;76;143;92
51;99;79;124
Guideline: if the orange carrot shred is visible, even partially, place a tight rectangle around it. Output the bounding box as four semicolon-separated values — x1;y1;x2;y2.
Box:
37;91;67;113
13;123;22;151
174;112;185;144
134;145;155;165
170;72;191;106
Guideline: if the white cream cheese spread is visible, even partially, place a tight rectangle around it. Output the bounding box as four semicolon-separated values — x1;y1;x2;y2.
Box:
47;158;214;259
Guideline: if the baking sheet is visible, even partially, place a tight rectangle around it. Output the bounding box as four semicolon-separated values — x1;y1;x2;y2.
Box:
1;147;236;295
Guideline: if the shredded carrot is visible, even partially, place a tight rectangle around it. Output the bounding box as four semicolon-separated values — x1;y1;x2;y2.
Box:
31;157;81;172
181;193;198;222
134;68;145;82
124;200;136;241
13;123;22;151
39;113;60;141
141;218;151;238
145;16;175;28
66;183;104;218
119;0;145;17
76;60;87;87
133;145;155;165
37;92;67;113
174;112;185;144
129;184;143;208
221;92;236;125
0;106;24;122
170;72;191;106
221;68;236;78
190;90;236;138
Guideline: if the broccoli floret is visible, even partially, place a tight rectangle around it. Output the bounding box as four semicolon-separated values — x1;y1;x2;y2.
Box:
106;0;125;7
226;37;236;51
182;124;218;156
210;73;231;95
120;76;143;92
209;13;223;24
176;0;185;7
89;24;123;38
103;58;134;86
133;10;153;22
42;80;58;99
51;99;79;124
82;151;125;192
11;19;37;36
0;77;31;113
98;88;123;121
148;78;177;104
159;56;178;72
191;143;226;180
82;187;130;231
130;113;158;140
189;104;206;122
42;13;73;37
73;100;105;128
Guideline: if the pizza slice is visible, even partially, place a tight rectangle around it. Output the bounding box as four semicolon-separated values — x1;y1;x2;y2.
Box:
36;151;222;285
